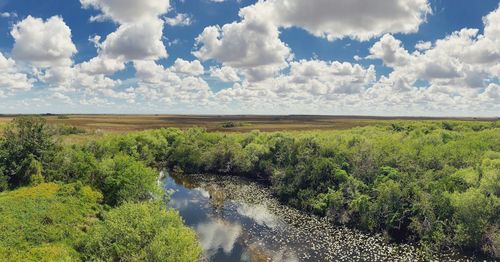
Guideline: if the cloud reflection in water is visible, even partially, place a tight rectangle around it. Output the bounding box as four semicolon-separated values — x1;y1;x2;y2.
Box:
196;219;242;256
237;203;279;229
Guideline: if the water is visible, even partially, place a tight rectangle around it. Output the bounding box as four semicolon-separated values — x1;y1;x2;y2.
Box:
163;173;474;262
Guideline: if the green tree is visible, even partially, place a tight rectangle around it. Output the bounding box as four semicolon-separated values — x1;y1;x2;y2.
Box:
96;154;159;206
0;116;59;189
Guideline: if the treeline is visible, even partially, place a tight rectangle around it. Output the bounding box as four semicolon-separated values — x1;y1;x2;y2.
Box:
1;117;499;259
0;117;201;261
60;120;497;258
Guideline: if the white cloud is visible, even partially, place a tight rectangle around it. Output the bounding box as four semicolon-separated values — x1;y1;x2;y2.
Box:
69;0;173;107
50;92;73;104
479;83;500;102
99;18;167;61
368;34;411;67
80;0;170;80
195;0;430;83
80;0;170;23
210;66;240;82
5;15;121;97
11;16;77;67
215;59;376;111
133;60;213;106
415;41;432;51
1;12;17;18
210;2;500;116
262;0;431;41
171;58;204;76
0;52;33;92
164;13;193;26
2;0;498;116
356;5;500;115
78;56;126;75
193;8;291;81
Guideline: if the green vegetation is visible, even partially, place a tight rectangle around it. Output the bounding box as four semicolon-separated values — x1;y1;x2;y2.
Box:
0;117;201;261
221;121;245;128
0;183;101;261
0;117;59;189
0;116;498;259
71;120;496;258
81;202;202;262
48;123;86;136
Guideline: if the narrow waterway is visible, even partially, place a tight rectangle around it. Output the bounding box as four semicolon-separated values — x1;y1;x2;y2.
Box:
163;173;473;262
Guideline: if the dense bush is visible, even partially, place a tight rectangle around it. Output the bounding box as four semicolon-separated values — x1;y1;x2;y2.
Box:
0;183;102;261
96;154;159;206
0;118;201;261
80;202;201;262
0;117;59;189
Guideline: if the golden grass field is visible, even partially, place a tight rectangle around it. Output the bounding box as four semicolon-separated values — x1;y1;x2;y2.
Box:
0;114;498;145
0;114;498;133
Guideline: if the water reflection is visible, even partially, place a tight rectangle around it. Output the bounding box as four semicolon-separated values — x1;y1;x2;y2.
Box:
197;219;242;257
237;204;279;229
164;174;461;262
164;174;296;261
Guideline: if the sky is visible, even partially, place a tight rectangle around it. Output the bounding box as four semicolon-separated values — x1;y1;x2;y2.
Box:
0;0;499;116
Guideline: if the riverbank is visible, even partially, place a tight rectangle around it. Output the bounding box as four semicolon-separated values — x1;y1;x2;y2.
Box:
166;173;480;261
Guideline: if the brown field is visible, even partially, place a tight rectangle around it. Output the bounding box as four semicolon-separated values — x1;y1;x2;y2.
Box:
0;114;498;133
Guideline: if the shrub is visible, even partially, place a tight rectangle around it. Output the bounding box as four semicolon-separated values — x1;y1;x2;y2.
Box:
96;154;159;206
80;202;201;262
0;117;59;189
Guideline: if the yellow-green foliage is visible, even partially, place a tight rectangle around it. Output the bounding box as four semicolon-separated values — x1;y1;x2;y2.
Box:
0;183;102;261
81;202;202;262
0;117;202;262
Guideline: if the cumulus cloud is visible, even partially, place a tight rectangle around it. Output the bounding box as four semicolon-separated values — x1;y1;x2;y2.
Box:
368;34;411;67
415;41;432;51
165;13;193;26
171;58;204;76
263;0;431;41
80;0;170;23
4;14;122;102
210;66;240;82
210;2;500;116
215;59;376;112
50;92;73;104
193;8;291;82
0;52;33;92
194;0;430;82
98;18;167;61
78;56;126;75
479;83;500;102
2;0;498;116
133;60;213;106
207;0;430;41
355;6;500;115
11;16;77;67
80;0;170;80
368;22;500;92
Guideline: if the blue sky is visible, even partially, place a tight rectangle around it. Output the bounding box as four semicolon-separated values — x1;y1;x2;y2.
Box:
0;0;499;115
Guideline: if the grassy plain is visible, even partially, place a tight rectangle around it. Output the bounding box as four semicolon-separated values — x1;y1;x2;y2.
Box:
0;114;497;133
